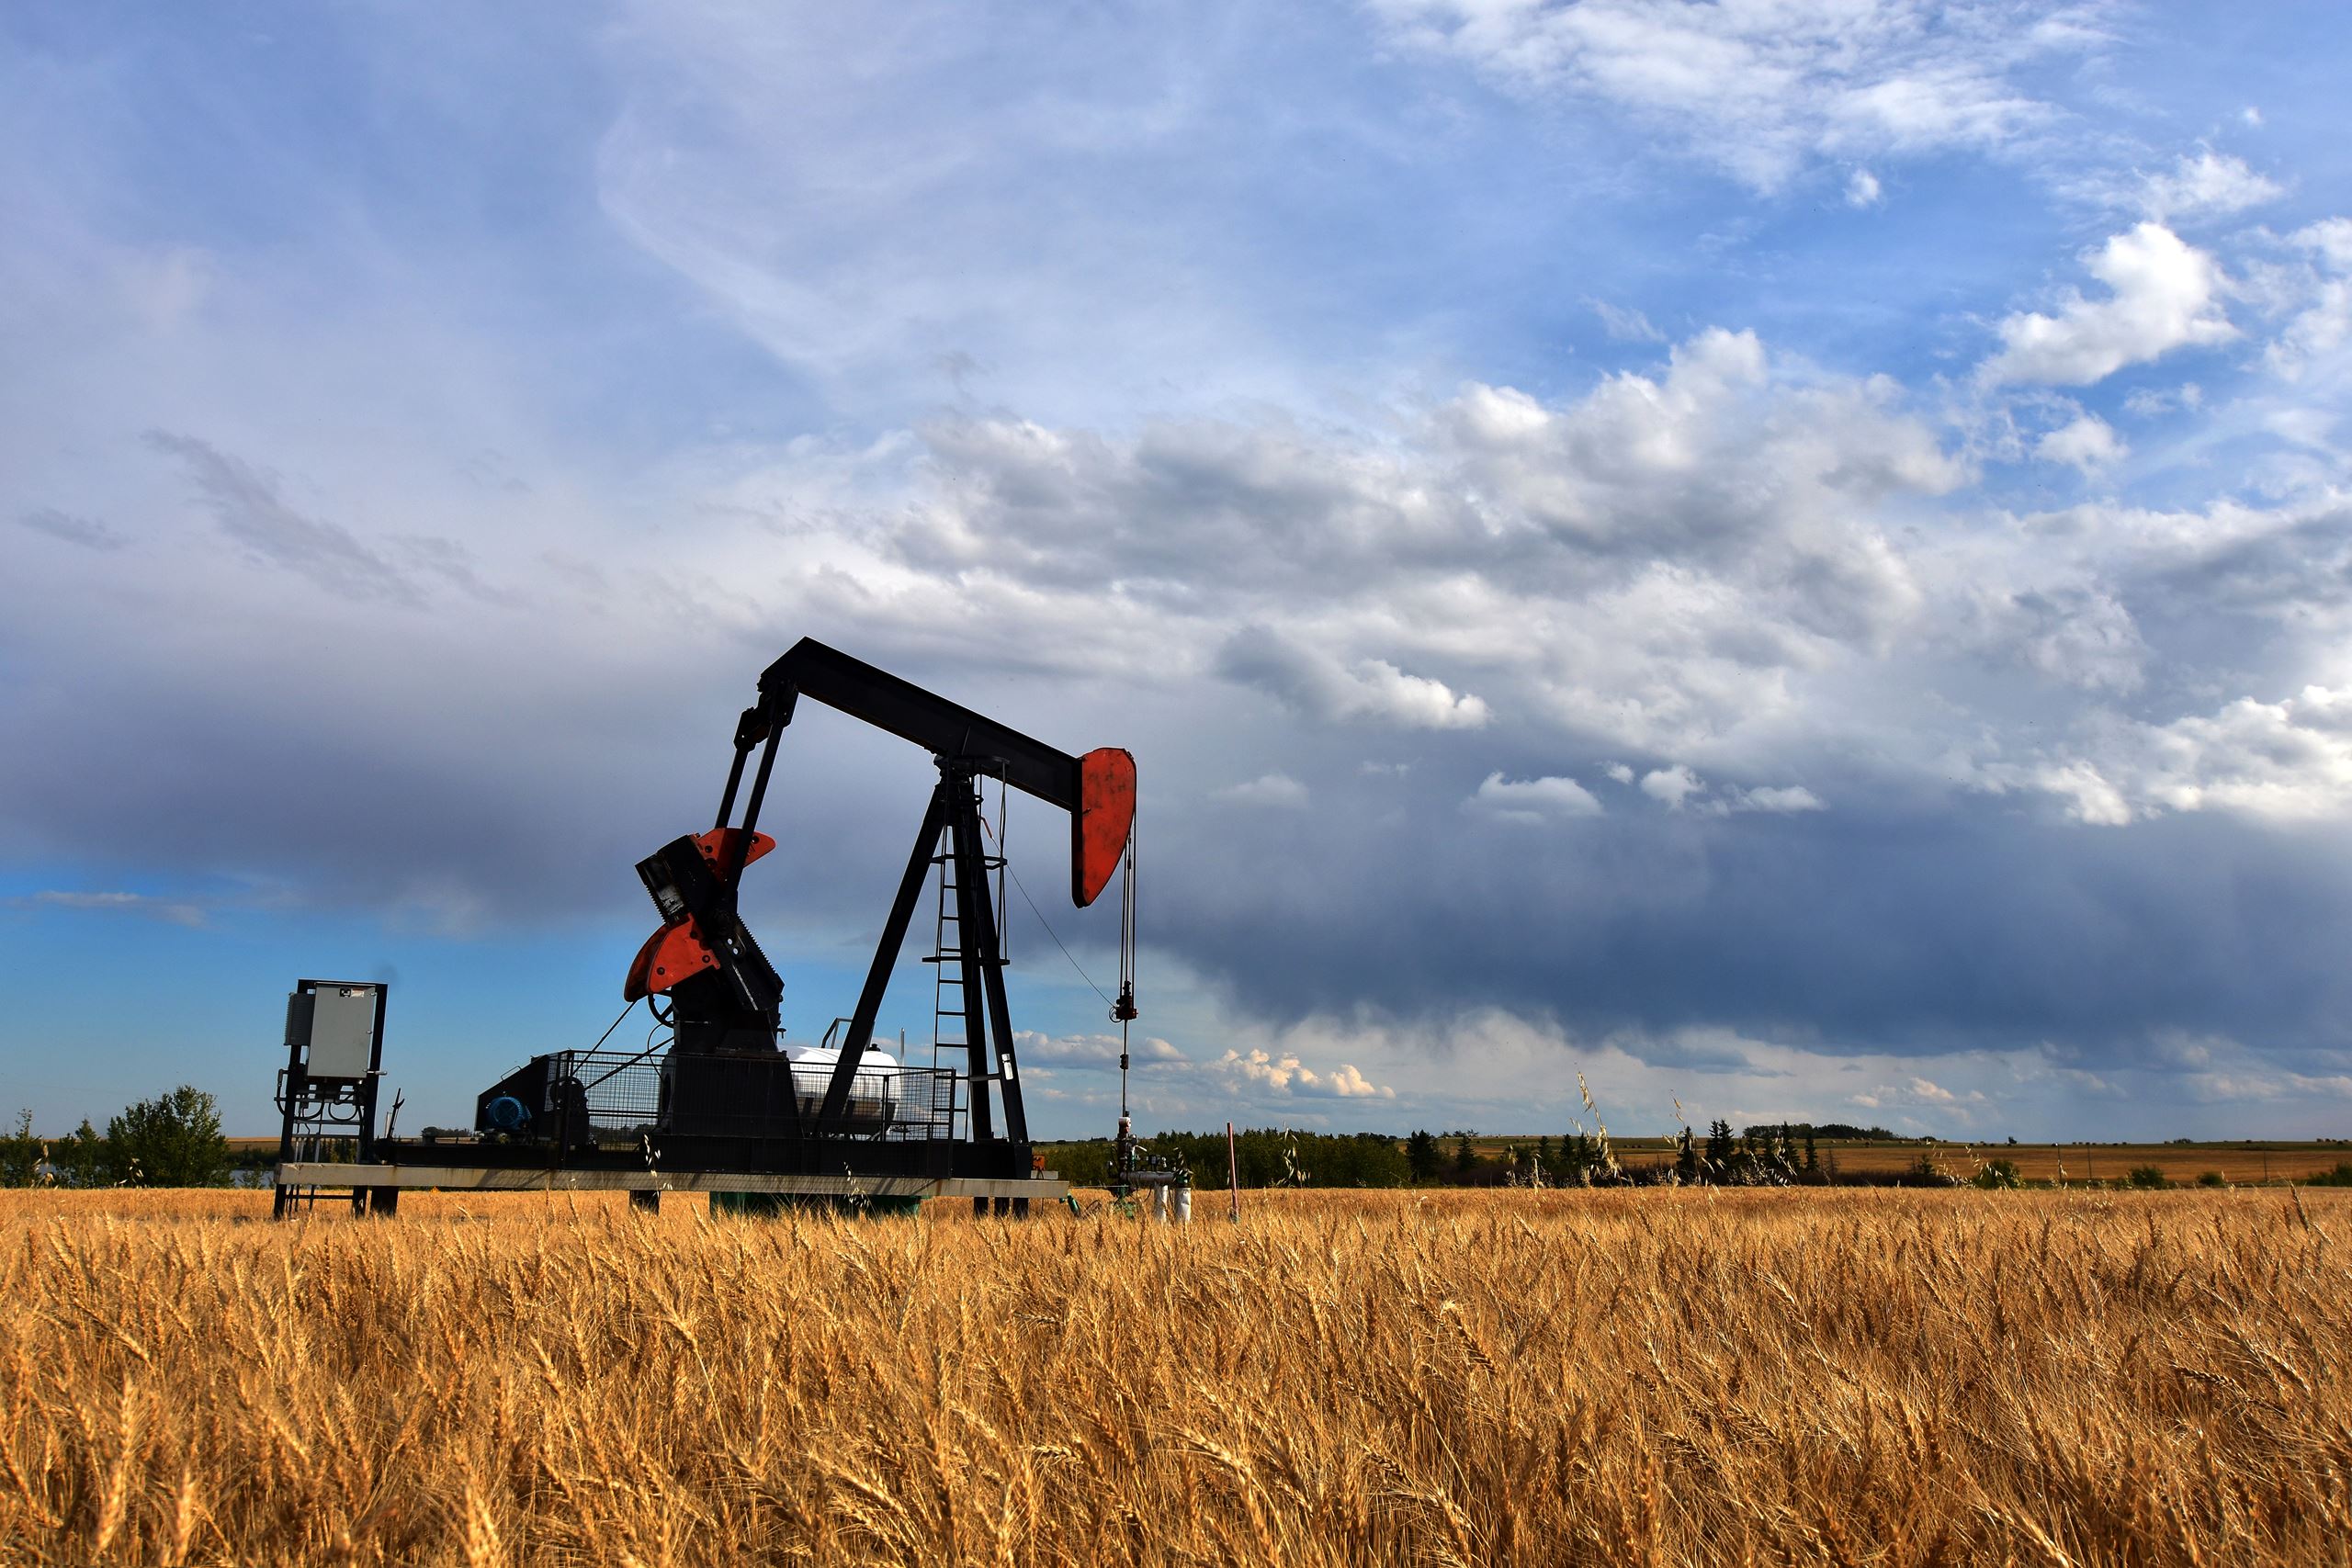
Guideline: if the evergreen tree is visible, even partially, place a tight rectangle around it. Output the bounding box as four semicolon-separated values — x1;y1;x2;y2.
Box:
1406;1130;1440;1183
0;1110;39;1187
1453;1134;1477;1178
1705;1119;1734;1174
1804;1129;1819;1179
1674;1125;1698;1185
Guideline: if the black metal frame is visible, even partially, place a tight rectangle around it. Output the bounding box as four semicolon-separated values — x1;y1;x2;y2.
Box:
358;640;1112;1211
696;646;1065;1158
272;978;389;1217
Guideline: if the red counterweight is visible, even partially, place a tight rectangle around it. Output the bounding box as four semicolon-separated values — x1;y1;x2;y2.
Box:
621;828;775;1002
1073;747;1136;908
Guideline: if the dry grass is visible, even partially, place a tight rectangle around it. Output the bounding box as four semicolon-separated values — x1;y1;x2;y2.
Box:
6;1185;2350;1566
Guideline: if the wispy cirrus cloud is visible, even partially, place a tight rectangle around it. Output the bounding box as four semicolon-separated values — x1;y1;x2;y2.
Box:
1370;0;2110;190
17;890;206;929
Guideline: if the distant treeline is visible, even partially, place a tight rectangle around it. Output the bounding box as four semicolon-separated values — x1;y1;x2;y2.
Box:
1039;1126;2352;1192
1040;1127;1713;1190
1750;1122;1896;1142
1035;1124;1922;1191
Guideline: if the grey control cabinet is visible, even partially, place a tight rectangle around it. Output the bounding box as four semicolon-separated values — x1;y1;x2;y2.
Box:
287;983;382;1081
308;984;380;1079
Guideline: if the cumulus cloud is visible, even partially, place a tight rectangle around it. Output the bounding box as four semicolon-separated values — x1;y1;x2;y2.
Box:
1846;168;1883;208
1640;764;1702;809
2264;220;2352;379
1216;626;1491;730
2137;151;2283;221
2035;412;2127;472
1996;586;2148;694
1465;772;1603;825
1209;1047;1394;1100
2007;687;2352;825
1215;773;1310;809
1981;224;2237;387
883;327;1955;761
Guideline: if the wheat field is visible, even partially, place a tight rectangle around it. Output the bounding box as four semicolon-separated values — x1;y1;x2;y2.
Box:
5;1186;2348;1566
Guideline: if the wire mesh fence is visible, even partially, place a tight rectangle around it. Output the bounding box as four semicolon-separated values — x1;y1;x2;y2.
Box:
529;1048;958;1143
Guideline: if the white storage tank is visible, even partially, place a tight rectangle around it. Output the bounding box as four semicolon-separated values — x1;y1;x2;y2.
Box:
786;1046;902;1134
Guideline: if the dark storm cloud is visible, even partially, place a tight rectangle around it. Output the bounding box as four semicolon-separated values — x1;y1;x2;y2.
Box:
1152;768;2352;1068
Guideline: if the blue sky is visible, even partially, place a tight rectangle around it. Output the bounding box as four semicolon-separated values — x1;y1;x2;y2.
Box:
6;1;2352;1141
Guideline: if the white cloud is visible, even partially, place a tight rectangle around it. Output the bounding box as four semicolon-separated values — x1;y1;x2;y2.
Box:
1733;784;1825;814
1640;763;1702;809
1589;298;1664;342
2004;687;2352;825
2121;383;2201;417
1013;1031;1185;1067
1603;762;1635;785
2264;220;2352;379
1852;1075;1981;1110
2035;412;2126;472
890;327;1955;761
1846;167;1883;208
2137;151;2282;221
1209;1047;1394;1100
1373;0;2102;190
1216;626;1491;730
1215;773;1310;809
2297;218;2352;273
20;889;206;928
1328;1063;1394;1099
1465;772;1603;825
1983;224;2236;387
1990;585;2148;695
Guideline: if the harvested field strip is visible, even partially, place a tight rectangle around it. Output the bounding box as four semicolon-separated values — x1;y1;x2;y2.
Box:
5;1188;2349;1565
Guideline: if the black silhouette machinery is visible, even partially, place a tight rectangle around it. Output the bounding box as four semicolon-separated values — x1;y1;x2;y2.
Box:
277;638;1135;1215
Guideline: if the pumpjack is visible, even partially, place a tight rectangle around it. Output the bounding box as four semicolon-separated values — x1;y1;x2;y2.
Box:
277;638;1136;1215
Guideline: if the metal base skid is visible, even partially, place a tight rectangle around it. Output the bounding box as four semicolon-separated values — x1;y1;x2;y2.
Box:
277;1161;1066;1203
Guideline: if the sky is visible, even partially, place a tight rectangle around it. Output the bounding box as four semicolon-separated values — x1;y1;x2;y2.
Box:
5;1;2351;1143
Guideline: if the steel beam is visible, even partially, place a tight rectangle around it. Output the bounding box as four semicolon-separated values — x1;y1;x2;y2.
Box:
275;1162;1067;1203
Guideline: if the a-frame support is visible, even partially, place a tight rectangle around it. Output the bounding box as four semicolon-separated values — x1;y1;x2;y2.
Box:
817;762;1027;1142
